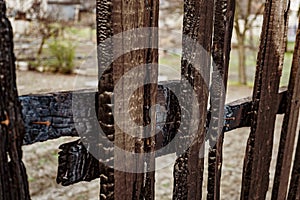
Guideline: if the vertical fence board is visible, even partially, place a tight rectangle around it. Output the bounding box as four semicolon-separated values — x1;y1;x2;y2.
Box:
97;0;159;199
241;0;290;199
172;0;214;199
207;0;235;199
0;1;30;199
272;14;300;200
287;16;300;200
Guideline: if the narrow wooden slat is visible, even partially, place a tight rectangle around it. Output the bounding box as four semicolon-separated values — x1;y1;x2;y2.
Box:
241;0;290;199
272;14;300;200
207;0;235;199
173;0;214;199
286;16;300;200
0;1;30;199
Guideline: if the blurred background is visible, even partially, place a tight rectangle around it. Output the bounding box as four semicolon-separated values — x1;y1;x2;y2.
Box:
5;0;300;199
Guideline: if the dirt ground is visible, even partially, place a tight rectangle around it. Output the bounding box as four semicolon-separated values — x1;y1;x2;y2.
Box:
17;70;296;200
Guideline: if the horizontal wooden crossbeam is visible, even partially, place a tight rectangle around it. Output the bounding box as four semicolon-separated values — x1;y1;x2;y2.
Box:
19;81;288;186
20;82;287;146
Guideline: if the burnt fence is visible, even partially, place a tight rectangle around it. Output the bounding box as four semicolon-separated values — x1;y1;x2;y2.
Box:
0;0;300;199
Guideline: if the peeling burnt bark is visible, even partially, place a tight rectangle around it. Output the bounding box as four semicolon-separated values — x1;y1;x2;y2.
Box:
240;0;290;199
172;0;214;199
96;0;115;199
0;1;30;199
207;0;235;199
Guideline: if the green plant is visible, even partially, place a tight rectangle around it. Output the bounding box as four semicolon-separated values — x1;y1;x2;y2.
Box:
45;39;76;74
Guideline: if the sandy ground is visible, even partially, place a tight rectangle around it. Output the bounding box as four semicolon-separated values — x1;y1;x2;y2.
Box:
17;70;297;200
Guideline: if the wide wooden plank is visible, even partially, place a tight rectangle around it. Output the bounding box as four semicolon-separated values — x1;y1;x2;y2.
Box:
0;1;30;199
96;0;159;199
272;15;300;200
240;0;290;199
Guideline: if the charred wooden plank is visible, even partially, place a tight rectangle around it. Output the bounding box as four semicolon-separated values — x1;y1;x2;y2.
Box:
20;91;83;145
172;0;214;199
272;14;300;200
20;84;288;146
96;0;115;198
286;18;300;199
0;1;30;199
207;0;235;199
240;0;290;199
54;88;288;186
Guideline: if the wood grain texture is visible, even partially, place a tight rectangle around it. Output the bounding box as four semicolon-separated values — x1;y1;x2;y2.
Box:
207;0;235;199
286;16;300;200
272;12;300;200
0;1;30;199
240;0;290;199
173;0;214;199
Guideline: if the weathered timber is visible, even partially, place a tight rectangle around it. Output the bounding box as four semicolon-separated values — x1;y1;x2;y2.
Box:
286;16;300;200
53;88;288;187
272;14;300;200
241;0;290;199
20;84;288;146
173;0;214;199
0;1;30;199
96;0;159;198
207;0;235;199
96;0;115;198
20;91;82;145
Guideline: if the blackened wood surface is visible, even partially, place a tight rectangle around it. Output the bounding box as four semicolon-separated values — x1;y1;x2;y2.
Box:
96;0;159;199
20;86;288;145
241;0;290;199
53;89;287;186
56;139;101;186
207;0;235;199
286;16;300;200
173;0;214;199
0;1;30;199
20;91;80;145
96;0;115;199
272;13;300;200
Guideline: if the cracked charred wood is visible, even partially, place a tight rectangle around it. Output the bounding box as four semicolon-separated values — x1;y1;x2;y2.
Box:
20;83;288;146
99;0;161;198
172;0;214;199
207;0;235;199
240;0;290;199
54;88;288;187
0;1;30;199
20;91;83;145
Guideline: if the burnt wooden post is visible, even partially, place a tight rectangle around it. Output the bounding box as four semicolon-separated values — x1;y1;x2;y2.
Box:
272;14;300;200
0;1;30;199
286;16;300;200
172;0;214;199
207;0;235;199
241;0;290;199
96;0;158;199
